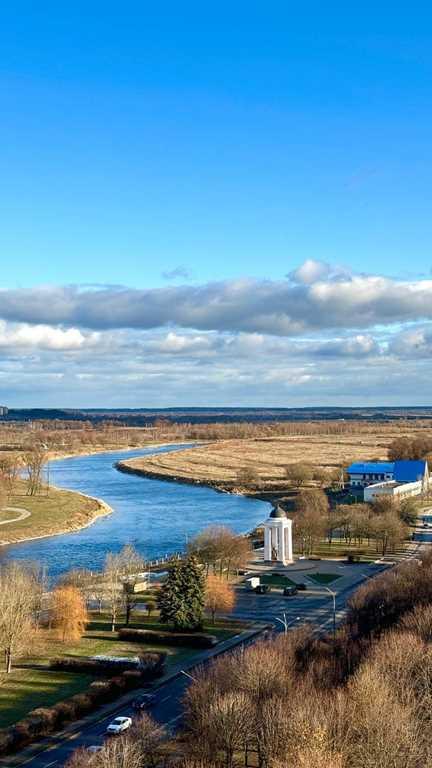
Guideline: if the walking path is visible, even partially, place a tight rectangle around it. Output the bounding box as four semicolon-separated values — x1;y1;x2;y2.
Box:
0;507;31;526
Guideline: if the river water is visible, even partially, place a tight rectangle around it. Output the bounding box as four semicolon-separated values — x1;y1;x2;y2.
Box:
0;445;270;580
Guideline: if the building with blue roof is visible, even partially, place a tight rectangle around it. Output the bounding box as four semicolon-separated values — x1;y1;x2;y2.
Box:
347;459;429;501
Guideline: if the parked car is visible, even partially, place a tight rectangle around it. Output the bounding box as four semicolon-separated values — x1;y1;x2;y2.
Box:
132;693;155;711
296;583;307;591
106;716;132;735
87;745;103;753
283;586;298;596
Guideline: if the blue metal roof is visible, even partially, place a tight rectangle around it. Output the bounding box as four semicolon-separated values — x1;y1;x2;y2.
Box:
394;460;427;483
348;462;394;474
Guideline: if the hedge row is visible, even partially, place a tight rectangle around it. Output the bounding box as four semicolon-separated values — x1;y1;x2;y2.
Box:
118;627;218;649
49;651;165;676
0;653;165;756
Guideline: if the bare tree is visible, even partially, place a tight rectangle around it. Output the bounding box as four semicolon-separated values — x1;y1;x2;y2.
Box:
103;552;124;632
118;545;146;626
189;525;251;579
203;691;253;768
0;562;39;673
23;444;47;496
0;453;19;499
285;463;313;487
294;490;328;555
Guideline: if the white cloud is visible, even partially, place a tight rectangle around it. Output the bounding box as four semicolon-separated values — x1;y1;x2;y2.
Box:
0;265;431;337
1;261;432;406
288;259;332;284
0;322;99;351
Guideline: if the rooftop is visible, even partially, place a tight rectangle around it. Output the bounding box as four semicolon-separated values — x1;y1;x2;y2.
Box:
348;462;394;474
394;460;427;483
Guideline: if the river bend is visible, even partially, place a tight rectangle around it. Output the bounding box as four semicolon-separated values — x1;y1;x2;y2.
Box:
1;444;270;579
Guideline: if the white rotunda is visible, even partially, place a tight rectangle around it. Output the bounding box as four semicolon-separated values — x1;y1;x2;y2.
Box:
263;505;293;565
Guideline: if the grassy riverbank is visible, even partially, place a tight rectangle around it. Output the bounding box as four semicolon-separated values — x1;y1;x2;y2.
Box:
0;480;111;546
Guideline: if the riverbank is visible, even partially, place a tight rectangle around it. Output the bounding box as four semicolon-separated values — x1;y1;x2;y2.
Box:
46;440;183;462
0;479;112;546
115;456;293;513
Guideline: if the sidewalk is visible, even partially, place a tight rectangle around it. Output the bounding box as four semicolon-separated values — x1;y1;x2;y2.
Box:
1;624;268;767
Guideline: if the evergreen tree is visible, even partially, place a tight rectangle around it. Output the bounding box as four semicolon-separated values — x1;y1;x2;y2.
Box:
158;560;184;627
158;555;205;630
181;554;205;630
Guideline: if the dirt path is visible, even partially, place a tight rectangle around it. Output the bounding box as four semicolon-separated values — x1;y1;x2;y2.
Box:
0;507;31;526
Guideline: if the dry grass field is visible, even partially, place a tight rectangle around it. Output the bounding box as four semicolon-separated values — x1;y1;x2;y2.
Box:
118;422;431;493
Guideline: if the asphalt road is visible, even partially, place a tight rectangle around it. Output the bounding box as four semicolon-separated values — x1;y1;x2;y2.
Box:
11;560;393;768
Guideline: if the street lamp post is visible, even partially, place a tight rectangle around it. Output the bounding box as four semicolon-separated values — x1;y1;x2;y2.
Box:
275;614;300;634
324;587;336;645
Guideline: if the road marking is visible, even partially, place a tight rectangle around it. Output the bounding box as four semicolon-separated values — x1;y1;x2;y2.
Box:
160;695;170;703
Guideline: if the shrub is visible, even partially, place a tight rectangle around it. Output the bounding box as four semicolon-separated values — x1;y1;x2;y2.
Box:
26;707;60;734
0;729;17;754
123;669;143;688
68;693;94;715
119;627;217;649
53;699;80;723
88;679;113;702
139;651;167;676
49;656;139;674
9;722;32;749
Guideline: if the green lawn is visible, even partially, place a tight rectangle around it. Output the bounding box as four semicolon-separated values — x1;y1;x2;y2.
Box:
0;613;245;728
0;479;105;544
0;669;95;728
260;573;296;588
308;573;342;585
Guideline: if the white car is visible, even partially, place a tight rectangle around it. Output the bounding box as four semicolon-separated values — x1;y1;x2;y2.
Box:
87;746;103;754
106;716;132;735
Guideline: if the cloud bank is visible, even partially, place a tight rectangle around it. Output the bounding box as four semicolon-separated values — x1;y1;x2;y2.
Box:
0;269;432;337
1;261;431;406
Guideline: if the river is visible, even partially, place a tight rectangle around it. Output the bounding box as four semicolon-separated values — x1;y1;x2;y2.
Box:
0;444;271;579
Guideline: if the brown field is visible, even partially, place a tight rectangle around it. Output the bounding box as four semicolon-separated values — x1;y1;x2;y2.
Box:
118;421;431;494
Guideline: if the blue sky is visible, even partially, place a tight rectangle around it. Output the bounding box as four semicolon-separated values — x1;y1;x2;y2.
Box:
1;3;432;405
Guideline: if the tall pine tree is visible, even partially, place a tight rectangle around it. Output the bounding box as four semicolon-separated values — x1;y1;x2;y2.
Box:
158;555;205;630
